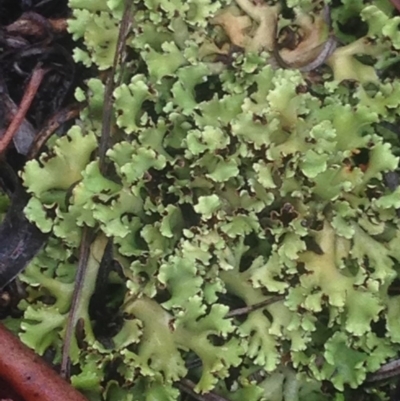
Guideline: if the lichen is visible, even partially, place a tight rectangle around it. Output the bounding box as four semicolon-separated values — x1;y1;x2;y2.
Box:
11;0;400;400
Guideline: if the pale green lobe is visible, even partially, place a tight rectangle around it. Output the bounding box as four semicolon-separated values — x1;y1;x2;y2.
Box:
194;194;220;218
22;127;97;197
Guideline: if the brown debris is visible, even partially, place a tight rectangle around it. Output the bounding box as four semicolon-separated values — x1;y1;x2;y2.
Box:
0;65;48;156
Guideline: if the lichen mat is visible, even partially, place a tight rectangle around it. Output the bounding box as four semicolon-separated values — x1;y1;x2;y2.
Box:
8;0;400;400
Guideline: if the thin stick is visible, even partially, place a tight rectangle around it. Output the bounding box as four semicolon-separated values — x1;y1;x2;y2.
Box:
185;295;286;372
0;66;48;155
98;0;133;173
390;0;400;12
1;92;36;155
226;294;285;318
60;227;93;379
367;359;400;382
27;103;83;159
176;378;231;401
60;0;134;380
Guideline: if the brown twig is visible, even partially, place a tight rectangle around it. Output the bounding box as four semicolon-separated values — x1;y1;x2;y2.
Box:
185;295;286;372
367;359;400;382
98;0;133;173
226;294;285;318
390;0;400;12
0;65;48;156
0;323;88;401
27;103;83;160
176;378;231;401
60;227;93;379
59;0;134;381
1;92;36;155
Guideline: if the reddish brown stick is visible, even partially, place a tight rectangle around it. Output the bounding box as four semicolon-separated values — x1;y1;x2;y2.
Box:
0;66;47;156
390;0;400;11
26;103;83;160
0;323;88;401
